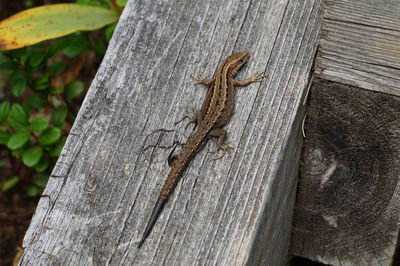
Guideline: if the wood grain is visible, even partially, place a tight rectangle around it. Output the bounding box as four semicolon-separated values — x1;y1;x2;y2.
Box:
290;79;400;266
19;0;323;265
315;0;400;97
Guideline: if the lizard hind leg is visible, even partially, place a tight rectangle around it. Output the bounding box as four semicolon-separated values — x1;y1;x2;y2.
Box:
206;128;234;160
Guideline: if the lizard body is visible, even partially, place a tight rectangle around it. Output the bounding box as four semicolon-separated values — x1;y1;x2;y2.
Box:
138;51;262;248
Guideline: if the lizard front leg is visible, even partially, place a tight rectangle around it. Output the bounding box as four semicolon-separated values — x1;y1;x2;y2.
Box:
193;74;214;86
233;72;264;86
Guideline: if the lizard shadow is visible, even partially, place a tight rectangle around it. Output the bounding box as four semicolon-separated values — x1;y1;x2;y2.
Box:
139;115;198;166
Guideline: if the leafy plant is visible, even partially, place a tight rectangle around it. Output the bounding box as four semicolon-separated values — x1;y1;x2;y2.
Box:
0;43;83;195
0;0;125;196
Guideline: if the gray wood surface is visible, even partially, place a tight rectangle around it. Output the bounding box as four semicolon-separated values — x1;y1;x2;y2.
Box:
315;0;400;97
290;80;400;266
19;0;323;265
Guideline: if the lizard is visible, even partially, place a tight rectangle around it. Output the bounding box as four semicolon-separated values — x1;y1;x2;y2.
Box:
138;51;263;248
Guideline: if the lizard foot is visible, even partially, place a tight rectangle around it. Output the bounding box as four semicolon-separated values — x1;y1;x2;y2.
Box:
206;142;234;160
248;72;264;82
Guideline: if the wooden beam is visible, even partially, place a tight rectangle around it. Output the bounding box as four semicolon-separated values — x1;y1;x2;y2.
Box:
19;0;323;264
290;79;400;266
315;0;400;97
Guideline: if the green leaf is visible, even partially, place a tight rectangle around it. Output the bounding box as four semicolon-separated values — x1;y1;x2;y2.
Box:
75;0;107;8
49;38;70;56
39;127;61;146
0;101;11;123
49;87;63;94
0;61;18;73
65;81;84;100
51;106;68;127
30;117;49;132
28;93;48;109
29;50;46;67
0;53;9;63
7;117;27;132
33;74;49;90
33;172;49;187
11;149;22;158
47;61;66;75
62;34;88;57
7;104;29;132
2;176;20;191
94;41;104;55
22;145;43;166
24;0;34;8
11;78;27;97
8;103;28;125
26;186;39;197
49;140;65;157
105;23;116;42
0;4;119;51
7;131;29;150
116;0;128;7
0;132;11;144
34;158;49;172
7;48;28;62
9;69;24;79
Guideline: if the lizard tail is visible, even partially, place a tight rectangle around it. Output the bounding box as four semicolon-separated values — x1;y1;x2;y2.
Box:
137;196;167;248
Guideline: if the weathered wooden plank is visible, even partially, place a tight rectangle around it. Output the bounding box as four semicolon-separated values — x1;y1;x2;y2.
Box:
315;0;400;97
290;79;400;266
19;0;323;265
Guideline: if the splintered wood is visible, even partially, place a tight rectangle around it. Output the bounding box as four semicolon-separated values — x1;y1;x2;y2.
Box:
290;80;400;266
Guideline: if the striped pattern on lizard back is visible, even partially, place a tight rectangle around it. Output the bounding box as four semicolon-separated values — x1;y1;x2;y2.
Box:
160;52;248;197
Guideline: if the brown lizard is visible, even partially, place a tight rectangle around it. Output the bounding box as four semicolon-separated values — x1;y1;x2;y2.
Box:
138;51;263;248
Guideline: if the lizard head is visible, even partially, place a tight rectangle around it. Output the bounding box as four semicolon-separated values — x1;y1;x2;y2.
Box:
226;51;250;76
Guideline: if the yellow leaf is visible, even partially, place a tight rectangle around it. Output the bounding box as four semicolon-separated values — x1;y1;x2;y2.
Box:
0;4;119;51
